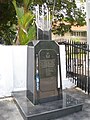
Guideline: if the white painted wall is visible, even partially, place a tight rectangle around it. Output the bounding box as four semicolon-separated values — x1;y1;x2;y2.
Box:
0;45;74;98
0;46;27;97
12;46;27;91
0;46;13;97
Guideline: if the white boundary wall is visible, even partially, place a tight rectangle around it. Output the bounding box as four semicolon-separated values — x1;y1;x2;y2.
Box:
0;45;75;97
0;46;27;97
12;46;27;91
0;46;13;97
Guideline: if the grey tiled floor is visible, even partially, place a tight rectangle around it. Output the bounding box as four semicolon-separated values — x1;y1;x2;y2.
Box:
0;88;90;120
0;98;23;120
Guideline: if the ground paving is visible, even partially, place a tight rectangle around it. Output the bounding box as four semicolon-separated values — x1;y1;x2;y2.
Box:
0;88;90;120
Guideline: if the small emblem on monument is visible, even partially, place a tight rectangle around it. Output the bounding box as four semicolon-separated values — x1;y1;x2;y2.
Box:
46;52;50;58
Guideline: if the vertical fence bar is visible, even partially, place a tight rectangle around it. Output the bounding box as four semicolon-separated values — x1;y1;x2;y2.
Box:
70;40;72;74
81;43;84;90
84;45;87;92
83;43;85;91
66;41;68;75
76;44;79;87
68;40;70;76
81;43;83;90
65;42;67;77
74;42;77;85
82;43;85;91
79;46;82;88
72;41;74;82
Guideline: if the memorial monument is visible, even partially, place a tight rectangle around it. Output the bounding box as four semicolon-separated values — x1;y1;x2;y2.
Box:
27;40;62;105
13;3;83;120
27;3;62;105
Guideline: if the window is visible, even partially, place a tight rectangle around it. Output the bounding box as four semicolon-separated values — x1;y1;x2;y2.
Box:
71;31;87;37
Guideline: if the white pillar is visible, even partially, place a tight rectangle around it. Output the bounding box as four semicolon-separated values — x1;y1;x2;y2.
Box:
86;0;90;46
59;45;75;89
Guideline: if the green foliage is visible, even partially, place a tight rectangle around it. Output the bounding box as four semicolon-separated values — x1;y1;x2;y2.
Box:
0;1;17;45
51;0;86;36
12;0;36;45
71;37;80;42
0;0;36;45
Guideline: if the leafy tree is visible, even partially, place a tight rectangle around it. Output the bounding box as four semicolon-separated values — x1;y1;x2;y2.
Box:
50;0;86;36
0;1;17;45
0;0;36;45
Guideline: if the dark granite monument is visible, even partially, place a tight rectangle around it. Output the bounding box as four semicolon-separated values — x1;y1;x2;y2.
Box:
27;40;62;105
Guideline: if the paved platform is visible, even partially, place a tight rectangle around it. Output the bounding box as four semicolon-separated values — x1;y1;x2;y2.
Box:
13;91;83;120
0;88;90;120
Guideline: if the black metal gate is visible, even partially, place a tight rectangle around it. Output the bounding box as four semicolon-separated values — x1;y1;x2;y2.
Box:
58;40;90;94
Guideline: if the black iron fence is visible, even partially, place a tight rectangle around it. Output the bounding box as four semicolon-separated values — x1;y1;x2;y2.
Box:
58;40;90;94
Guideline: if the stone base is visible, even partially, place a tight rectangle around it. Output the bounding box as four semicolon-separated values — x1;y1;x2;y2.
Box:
13;91;83;120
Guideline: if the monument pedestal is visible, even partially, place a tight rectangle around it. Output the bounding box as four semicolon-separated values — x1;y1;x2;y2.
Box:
13;91;83;120
13;40;83;120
